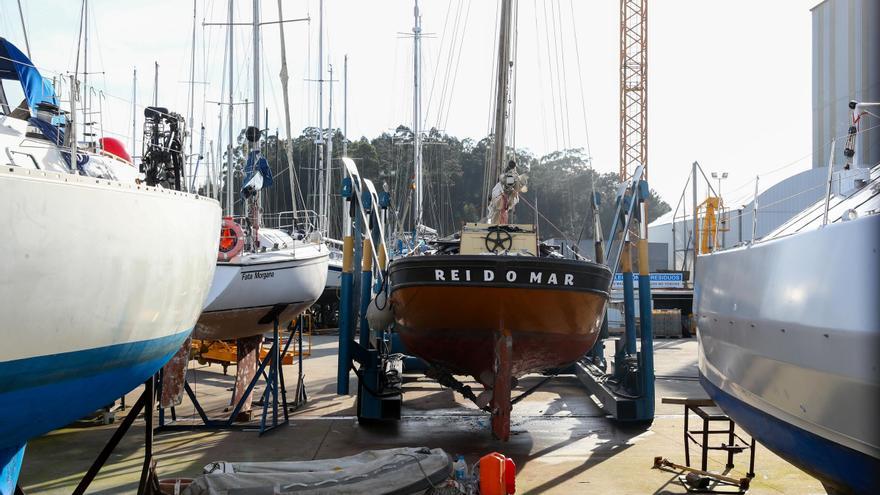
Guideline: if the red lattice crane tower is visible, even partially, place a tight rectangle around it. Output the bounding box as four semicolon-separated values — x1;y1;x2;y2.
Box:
619;0;648;182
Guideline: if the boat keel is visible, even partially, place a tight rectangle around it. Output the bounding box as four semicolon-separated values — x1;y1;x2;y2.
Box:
231;335;263;421
160;336;192;408
491;330;513;441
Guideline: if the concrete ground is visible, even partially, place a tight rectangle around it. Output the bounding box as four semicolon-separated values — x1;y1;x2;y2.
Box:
19;336;825;494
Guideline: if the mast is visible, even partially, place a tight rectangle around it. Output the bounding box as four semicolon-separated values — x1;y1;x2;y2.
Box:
316;0;326;234
153;62;158;106
343;54;348;157
225;0;234;216
188;0;198;191
277;0;300;216
83;0;88;136
412;0;423;230
326;63;334;236
252;0;260;130
489;0;513;198
131;67;137;163
16;0;31;58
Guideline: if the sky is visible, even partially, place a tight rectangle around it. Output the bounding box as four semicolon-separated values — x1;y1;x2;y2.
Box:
0;0;819;206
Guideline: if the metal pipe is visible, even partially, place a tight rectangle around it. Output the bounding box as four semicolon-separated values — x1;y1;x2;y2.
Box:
822;140;836;226
359;238;373;346
622;242;636;356
691;161;698;278
637;187;654;417
751;176;759;241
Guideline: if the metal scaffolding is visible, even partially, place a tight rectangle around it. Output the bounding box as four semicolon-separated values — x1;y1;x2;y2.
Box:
619;0;648;183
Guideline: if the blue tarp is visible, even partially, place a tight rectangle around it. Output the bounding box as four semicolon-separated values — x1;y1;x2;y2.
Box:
240;150;273;199
0;38;58;111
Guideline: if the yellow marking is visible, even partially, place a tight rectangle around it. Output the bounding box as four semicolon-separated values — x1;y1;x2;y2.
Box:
638;238;650;276
377;246;387;270
362;238;373;272
342;236;354;273
621;241;633;273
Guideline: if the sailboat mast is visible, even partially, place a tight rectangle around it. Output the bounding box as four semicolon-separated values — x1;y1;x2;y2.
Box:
326;63;334;236
489;0;513;191
252;0;260;130
343;54;348;157
317;0;326;234
412;0;423;231
82;0;90;143
16;0;31;58
131;67;136;164
225;0;234;217
188;0;197;192
276;0;300;216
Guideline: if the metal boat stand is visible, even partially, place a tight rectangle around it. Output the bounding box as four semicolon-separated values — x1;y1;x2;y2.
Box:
336;158;402;423
574;165;657;422
156;317;304;436
72;376;161;495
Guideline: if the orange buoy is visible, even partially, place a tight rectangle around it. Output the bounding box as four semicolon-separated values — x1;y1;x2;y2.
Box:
218;217;244;261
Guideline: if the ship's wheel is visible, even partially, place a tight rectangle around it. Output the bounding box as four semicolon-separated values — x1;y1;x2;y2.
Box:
485;228;513;253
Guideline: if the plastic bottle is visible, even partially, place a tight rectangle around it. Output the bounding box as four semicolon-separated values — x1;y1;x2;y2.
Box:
453;455;467;481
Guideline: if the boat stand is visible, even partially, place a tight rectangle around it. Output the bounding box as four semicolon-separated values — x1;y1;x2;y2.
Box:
336;159;402;422
72;376;161;495
156;317;303;436
575;165;656;422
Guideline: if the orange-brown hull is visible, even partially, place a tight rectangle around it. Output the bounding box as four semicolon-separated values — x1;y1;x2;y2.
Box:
392;284;606;383
388;255;612;385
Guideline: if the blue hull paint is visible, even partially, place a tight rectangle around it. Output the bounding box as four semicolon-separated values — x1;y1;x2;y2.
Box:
0;330;191;450
701;375;880;494
0;444;25;495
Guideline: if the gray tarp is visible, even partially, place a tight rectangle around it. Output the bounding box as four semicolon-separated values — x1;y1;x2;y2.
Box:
182;447;451;495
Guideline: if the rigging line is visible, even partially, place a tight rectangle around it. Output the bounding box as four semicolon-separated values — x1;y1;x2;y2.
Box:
553;0;573;149
568;0;598;244
541;0;560;151
424;0;454;128
440;0;472;132
517;194;579;246
433;0;462;130
549;0;568;150
531;0;549;153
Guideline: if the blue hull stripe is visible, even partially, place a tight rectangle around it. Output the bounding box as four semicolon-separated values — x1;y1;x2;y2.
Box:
0;329;191;451
701;375;880;494
0;331;188;393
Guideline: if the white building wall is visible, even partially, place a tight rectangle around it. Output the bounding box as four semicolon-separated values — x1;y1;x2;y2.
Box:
811;0;880;170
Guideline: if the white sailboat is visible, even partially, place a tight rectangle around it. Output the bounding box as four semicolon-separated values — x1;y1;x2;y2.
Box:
0;37;220;491
194;0;329;341
695;102;880;494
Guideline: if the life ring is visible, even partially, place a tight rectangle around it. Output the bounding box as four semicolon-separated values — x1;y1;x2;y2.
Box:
218;217;244;261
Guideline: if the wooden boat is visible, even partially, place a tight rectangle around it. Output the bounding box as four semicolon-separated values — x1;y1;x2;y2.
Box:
386;0;612;440
389;226;612;440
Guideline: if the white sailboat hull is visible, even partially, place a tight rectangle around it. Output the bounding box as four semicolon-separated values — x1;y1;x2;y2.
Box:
195;244;329;340
0;166;220;450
